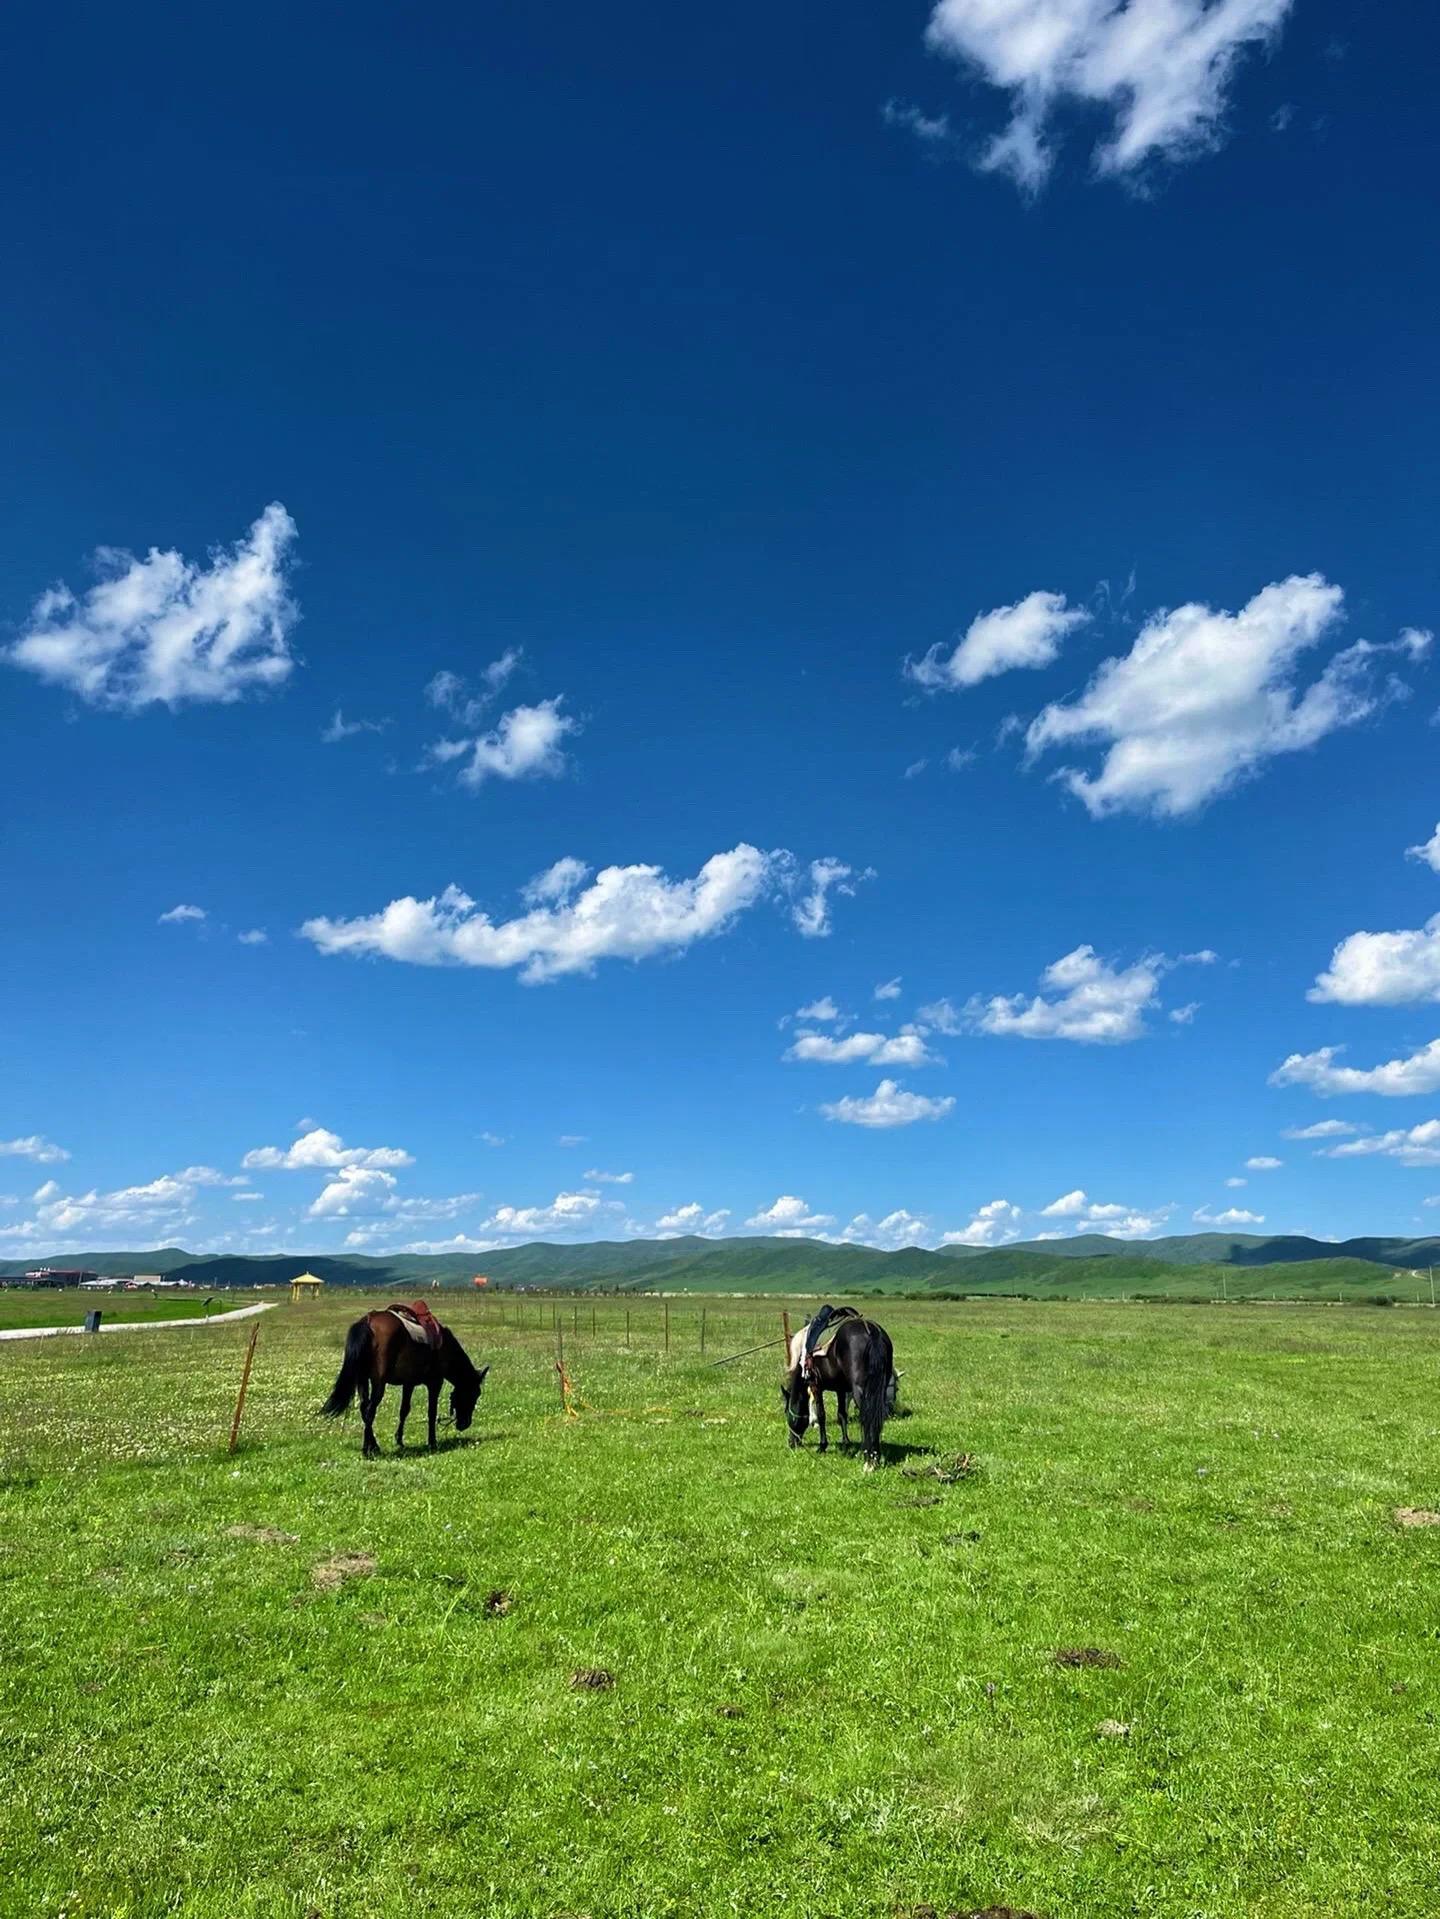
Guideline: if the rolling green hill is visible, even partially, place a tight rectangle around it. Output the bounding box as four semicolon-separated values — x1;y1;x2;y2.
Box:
0;1233;1426;1301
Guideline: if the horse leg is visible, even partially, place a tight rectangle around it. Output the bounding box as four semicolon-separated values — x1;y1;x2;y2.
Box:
395;1383;414;1450
427;1380;439;1452
364;1382;385;1459
814;1387;828;1454
837;1388;850;1450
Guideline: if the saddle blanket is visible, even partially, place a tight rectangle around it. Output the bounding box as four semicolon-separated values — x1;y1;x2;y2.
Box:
388;1300;443;1350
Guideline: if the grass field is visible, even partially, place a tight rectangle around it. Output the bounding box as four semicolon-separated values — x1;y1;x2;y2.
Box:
0;1291;246;1331
3;1292;1439;1918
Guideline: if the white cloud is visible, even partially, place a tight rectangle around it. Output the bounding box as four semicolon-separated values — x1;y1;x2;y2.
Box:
946;746;977;772
746;1195;836;1234
790;858;870;938
1317;1122;1440;1167
322;708;388;743
835;1208;934;1250
968;944;1207;1042
302;843;845;983
1407;824;1440;874
942;1199;1022;1247
1309;915;1440;1007
796;996;841;1023
907;590;1088;690
558;1135;587;1147
308;1166;399;1218
0;1135;70;1164
1040;1189;1088;1216
1270;1040;1440;1099
917;997;963;1035
1281;1118;1358;1140
159;904;206;925
1245;1155;1282;1171
237;928;268;946
429;698;576;791
7;1164;242;1241
584;1168;634;1185
1194;1205;1265;1227
1026;577;1410;818
904;758;929;780
785;1025;938;1067
425;651;523;728
655;1202;731;1235
882;98;954;145
480;1132;507;1148
923;0;1294;192
1169;1002;1199;1025
242;1126;414;1172
6;503;298;710
875;977;903;1000
819;1079;956;1129
1038;1187;1164;1237
482;1190;603;1236
1225;1177;1247;1188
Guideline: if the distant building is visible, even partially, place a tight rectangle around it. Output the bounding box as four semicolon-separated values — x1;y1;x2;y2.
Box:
17;1268;97;1289
290;1272;325;1304
472;1274;490;1288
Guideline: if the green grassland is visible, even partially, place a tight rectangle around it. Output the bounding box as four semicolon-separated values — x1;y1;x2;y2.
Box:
0;1291;248;1331
3;1292;1440;1918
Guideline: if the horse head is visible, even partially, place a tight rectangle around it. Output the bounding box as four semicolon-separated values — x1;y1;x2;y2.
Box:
451;1363;490;1431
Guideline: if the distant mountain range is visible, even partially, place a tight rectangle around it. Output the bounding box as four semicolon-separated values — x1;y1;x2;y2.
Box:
4;1230;1440;1297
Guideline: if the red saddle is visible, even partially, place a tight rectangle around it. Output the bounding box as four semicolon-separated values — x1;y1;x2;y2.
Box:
387;1299;444;1351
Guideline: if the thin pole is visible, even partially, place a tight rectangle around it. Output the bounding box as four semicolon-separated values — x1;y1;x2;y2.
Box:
700;1307;707;1356
556;1323;567;1404
708;1332;789;1369
591;1303;596;1336
228;1321;260;1455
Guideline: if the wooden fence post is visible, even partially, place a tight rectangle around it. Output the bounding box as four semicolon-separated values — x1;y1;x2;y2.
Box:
228;1321;260;1455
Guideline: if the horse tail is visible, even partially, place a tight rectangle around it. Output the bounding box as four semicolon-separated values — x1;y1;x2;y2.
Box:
320;1316;372;1418
857;1323;891;1456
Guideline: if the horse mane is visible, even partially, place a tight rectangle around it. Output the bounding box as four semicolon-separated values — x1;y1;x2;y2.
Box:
442;1326;481;1387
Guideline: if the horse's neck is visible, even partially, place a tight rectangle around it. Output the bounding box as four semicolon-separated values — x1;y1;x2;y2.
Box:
441;1332;473;1385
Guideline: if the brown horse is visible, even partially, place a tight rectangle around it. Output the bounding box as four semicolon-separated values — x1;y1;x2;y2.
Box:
321;1305;488;1456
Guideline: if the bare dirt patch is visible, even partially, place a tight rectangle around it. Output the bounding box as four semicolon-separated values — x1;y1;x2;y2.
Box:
1394;1507;1440;1529
310;1551;377;1591
900;1906;1042;1919
903;1452;978;1485
570;1667;615;1691
225;1524;299;1546
1053;1647;1123;1670
484;1589;513;1616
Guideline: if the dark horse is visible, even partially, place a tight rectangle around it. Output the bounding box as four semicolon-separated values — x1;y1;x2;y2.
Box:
782;1309;897;1468
321;1307;488;1457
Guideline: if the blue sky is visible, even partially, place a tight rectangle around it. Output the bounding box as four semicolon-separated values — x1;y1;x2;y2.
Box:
3;0;1439;1259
